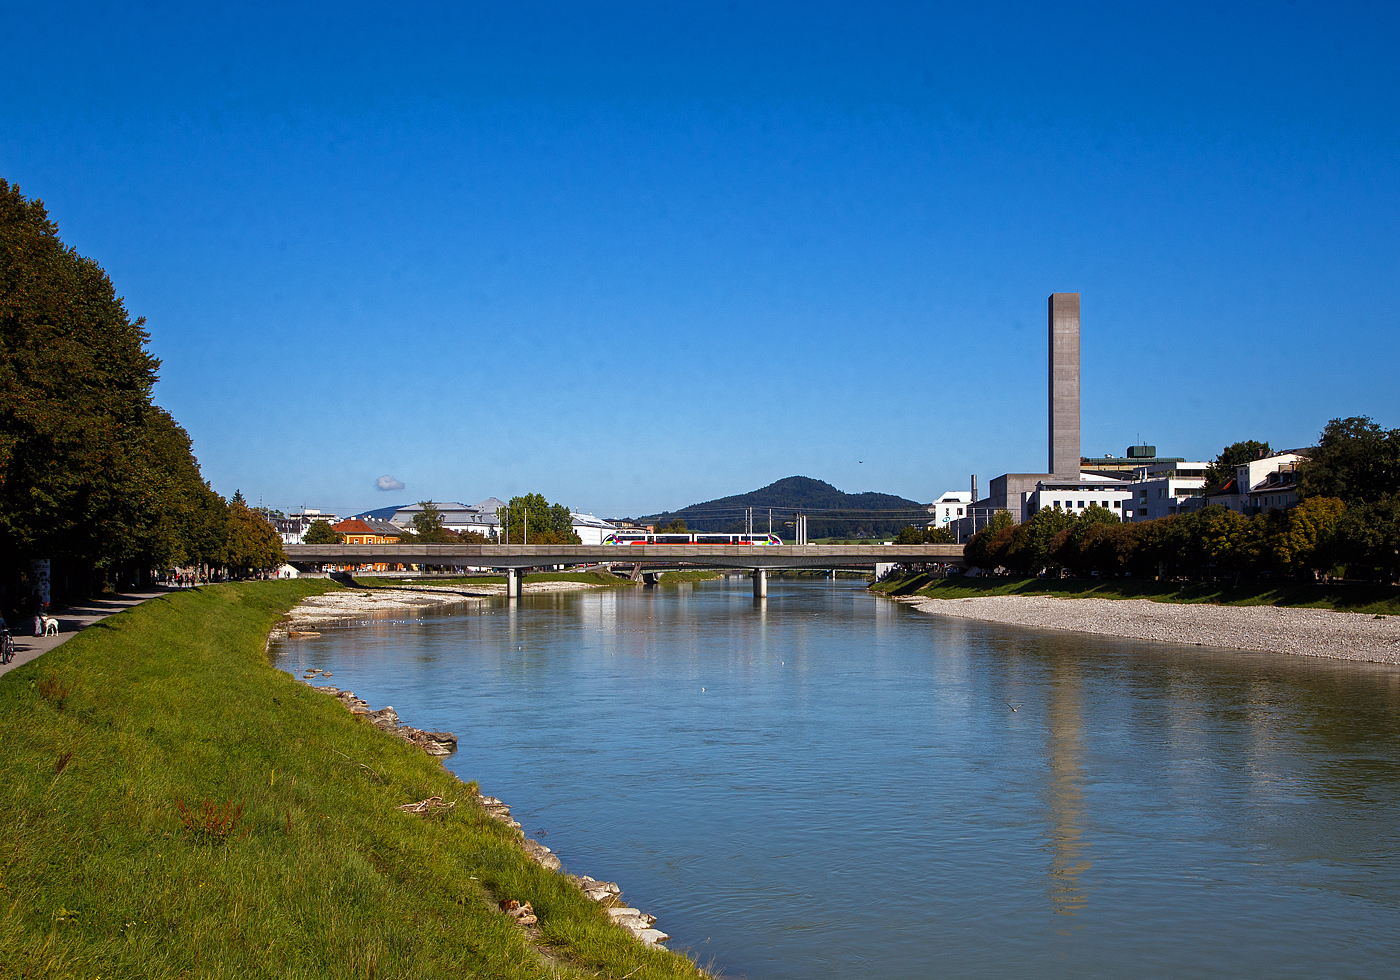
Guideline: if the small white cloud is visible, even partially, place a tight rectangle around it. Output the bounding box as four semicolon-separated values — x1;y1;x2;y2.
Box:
375;475;406;492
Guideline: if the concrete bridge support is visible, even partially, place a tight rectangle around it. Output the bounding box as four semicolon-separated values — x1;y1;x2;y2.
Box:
751;568;767;598
642;571;661;586
505;568;525;599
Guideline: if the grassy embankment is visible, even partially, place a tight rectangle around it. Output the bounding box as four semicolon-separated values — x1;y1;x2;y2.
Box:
0;581;708;979
656;570;723;584
871;572;1400;615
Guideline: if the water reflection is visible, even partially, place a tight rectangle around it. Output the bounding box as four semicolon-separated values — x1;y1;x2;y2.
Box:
1043;659;1091;917
273;579;1400;980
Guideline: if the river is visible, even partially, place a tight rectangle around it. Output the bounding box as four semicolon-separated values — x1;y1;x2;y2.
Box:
273;577;1400;979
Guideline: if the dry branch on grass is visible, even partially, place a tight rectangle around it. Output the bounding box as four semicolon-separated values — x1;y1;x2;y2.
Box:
396;795;456;815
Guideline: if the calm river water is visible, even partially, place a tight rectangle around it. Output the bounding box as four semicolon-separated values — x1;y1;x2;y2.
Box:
274;578;1400;979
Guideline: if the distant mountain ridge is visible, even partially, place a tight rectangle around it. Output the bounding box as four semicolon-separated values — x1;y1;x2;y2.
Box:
641;476;927;539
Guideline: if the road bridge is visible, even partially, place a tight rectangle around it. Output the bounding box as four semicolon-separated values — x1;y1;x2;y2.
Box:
285;543;965;597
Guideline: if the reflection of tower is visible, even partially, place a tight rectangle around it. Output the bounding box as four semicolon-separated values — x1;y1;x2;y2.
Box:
1043;661;1091;916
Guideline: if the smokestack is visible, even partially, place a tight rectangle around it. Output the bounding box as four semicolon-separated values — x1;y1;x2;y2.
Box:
971;474;977;502
1048;293;1081;480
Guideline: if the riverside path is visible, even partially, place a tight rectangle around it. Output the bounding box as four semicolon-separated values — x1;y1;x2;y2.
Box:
0;589;169;679
284;542;965;597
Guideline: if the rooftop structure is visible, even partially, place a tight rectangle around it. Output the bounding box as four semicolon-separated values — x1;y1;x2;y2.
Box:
392;500;502;534
1081;445;1186;479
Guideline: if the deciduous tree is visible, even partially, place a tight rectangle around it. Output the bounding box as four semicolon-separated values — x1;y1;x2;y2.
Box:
504;494;581;544
1298;416;1400;504
304;520;343;545
222;499;286;574
1003;508;1077;575
1204;440;1272;491
411;502;455;543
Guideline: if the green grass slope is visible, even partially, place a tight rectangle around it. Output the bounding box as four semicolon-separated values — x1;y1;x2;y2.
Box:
0;581;706;980
872;572;1400;614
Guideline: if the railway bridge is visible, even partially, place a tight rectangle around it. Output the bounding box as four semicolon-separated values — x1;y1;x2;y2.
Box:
284;542;965;597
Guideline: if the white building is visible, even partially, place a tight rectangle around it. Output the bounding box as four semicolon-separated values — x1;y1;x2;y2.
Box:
273;509;340;545
571;512;618;546
1026;476;1133;520
1203;453;1305;516
926;491;973;531
392;499;502;538
1119;460;1209;522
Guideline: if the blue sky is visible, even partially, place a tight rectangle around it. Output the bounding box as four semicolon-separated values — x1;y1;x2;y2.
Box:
3;2;1397;517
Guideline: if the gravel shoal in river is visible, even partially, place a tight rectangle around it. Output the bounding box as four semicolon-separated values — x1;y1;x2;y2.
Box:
906;595;1400;664
279;580;603;630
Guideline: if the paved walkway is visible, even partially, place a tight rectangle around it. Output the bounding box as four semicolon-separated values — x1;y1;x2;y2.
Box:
1;589;170;678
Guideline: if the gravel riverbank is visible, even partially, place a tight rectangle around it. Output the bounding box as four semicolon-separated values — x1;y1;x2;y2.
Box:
905;594;1400;665
274;579;606;633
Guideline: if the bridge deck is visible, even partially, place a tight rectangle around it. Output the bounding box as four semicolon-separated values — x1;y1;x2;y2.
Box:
285;543;965;569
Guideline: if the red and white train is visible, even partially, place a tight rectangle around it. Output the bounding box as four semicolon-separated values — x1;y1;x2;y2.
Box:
601;531;782;545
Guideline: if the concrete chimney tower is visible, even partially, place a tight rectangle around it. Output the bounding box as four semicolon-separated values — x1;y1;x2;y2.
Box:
1048;293;1081;480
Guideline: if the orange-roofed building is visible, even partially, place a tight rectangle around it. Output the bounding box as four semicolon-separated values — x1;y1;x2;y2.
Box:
331;517;404;571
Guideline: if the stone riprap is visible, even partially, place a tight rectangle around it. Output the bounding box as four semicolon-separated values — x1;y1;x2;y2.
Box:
310;684;459;755
296;657;673;951
907;595;1400;664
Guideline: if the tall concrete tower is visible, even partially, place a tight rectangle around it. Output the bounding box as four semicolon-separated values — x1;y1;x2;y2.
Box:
1048;293;1081;480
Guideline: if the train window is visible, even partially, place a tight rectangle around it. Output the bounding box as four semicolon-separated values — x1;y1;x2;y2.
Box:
697;535;730;544
656;535;691;544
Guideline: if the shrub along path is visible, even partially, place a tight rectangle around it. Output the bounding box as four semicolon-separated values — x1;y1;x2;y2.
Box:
0;580;708;980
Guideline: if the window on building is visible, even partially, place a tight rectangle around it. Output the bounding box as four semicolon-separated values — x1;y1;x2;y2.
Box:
1112;501;1120;508
1053;500;1061;508
1077;501;1085;508
957;508;963;516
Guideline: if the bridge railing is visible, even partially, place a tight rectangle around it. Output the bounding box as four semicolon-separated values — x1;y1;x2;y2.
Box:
284;543;965;569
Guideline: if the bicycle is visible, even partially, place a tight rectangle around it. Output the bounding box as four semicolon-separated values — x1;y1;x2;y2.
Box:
1;626;13;665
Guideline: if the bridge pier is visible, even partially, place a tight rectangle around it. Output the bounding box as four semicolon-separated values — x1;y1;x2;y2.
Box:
642;571;661;586
752;568;767;598
505;567;524;599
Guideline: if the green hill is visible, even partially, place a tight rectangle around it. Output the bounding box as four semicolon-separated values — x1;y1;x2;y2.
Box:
641;476;928;539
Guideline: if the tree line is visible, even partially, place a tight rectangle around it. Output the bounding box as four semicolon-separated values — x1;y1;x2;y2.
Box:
303;495;580;547
962;418;1400;583
1;179;284;605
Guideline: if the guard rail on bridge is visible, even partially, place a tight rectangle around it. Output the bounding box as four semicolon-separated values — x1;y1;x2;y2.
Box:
284;542;965;570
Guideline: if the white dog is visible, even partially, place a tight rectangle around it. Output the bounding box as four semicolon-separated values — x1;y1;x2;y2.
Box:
42;616;58;637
